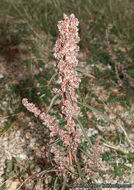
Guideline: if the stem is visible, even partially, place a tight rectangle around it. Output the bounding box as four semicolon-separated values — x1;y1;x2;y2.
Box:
48;72;58;85
78;102;110;121
69;150;74;179
79;147;93;160
75;117;94;150
66;87;73;105
53;177;58;190
74;153;83;179
61;177;67;190
46;93;61;114
76;67;95;78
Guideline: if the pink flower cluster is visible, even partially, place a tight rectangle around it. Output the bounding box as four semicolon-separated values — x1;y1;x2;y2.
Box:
22;13;82;177
84;136;101;178
54;14;81;93
53;13;81;146
51;145;75;177
22;98;59;136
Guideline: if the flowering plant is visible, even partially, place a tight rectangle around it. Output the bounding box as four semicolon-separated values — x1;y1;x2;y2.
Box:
22;13;100;181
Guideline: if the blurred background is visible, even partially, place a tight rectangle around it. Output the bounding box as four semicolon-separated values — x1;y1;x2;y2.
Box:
0;0;134;104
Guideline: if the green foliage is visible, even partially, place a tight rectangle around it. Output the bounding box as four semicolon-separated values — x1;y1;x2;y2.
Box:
117;151;134;164
102;150;133;176
0;187;6;190
80;142;89;151
102;150;115;162
117;134;125;144
78;107;88;128
111;162;131;177
111;163;122;176
0;118;14;133
90;134;99;144
57;140;63;147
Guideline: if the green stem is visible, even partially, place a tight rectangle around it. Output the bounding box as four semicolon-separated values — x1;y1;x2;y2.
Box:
76;67;95;78
79;147;93;160
61;177;67;190
53;177;58;190
74;153;83;179
75;117;94;150
46;93;61;114
66;87;73;105
78;102;110;121
48;72;58;85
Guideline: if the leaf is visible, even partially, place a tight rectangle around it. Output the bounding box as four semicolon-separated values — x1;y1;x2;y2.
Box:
6;160;13;173
115;167;122;176
76;68;95;78
78;102;110;121
75;117;94;150
46;93;61;114
79;147;93;160
53;177;58;190
0;124;11;133
66;88;73;105
119;163;131;171
48;72;58;85
0;120;16;135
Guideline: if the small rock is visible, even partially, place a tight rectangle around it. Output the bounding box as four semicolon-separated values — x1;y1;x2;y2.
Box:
124;142;129;148
31;138;36;143
45;175;52;184
129;134;134;140
91;130;98;135
25;132;31;139
19;153;27;160
109;124;116;131
115;104;123;111
117;126;123;133
111;88;119;94
6;179;19;190
0;74;4;78
108;112;116;119
35;149;42;157
87;112;93;119
35;166;41;173
29;156;34;160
